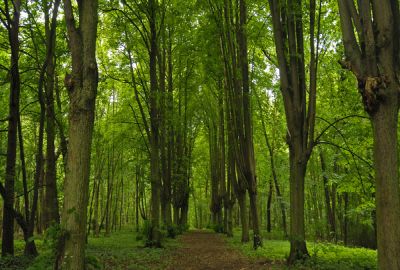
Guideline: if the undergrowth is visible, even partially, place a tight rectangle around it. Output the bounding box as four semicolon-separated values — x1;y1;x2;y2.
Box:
228;229;377;270
0;227;179;270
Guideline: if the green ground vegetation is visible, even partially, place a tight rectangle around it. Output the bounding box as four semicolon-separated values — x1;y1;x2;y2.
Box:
228;230;377;270
0;228;179;270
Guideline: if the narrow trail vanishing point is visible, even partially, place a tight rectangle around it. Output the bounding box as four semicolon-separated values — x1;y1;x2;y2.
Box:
166;231;277;270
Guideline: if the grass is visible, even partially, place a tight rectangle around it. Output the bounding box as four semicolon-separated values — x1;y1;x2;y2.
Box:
227;230;377;270
0;228;180;270
86;229;179;270
1;228;377;270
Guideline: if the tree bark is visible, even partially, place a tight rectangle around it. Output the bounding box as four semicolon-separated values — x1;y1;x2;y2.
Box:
268;0;320;261
43;0;61;231
237;191;249;242
266;177;273;232
237;0;261;248
337;1;400;268
319;151;336;240
148;0;161;247
56;0;99;268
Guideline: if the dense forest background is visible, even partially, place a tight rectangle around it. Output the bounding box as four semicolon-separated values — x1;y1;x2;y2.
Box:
0;0;399;269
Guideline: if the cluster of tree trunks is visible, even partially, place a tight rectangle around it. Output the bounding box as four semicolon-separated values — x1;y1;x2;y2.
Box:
117;0;196;246
268;0;320;262
0;0;62;257
206;0;262;248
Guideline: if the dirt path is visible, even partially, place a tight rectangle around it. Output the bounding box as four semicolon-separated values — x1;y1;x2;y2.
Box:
166;230;274;270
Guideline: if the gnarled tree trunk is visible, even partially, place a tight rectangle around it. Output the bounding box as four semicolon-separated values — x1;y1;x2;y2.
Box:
337;1;400;268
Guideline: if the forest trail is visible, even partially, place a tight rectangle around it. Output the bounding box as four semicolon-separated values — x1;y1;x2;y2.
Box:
166;231;275;270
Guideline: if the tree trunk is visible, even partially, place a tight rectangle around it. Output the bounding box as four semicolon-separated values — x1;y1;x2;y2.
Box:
371;89;400;269
43;0;61;230
319;151;336;240
56;0;99;268
148;0;161;247
343;192;348;246
268;0;319;262
288;150;309;262
237;191;249;242
337;1;400;267
93;174;101;237
266;177;273;232
2;0;21;257
238;0;261;249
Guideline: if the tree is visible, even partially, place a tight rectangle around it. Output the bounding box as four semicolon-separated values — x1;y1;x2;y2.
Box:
268;0;321;262
55;0;99;268
1;0;22;257
337;1;400;268
42;0;61;229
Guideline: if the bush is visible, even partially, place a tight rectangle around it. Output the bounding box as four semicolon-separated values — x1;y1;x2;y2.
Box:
0;255;32;270
212;223;224;233
141;220;163;247
85;254;101;270
178;223;189;233
166;225;179;239
29;224;102;270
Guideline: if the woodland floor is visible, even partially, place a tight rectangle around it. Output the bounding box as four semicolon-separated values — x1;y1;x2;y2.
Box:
0;228;377;269
166;230;280;270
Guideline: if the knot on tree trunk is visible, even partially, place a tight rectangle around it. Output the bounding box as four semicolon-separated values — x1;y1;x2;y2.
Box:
64;73;74;94
358;76;388;115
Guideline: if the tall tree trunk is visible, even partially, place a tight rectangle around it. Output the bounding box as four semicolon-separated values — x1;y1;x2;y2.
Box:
337;1;400;267
255;92;288;237
148;0;161;247
319;151;336;240
372;92;400;269
237;191;249;242
288;150;308;261
266;177;273;233
343;192;348;246
209;121;222;229
135;165;140;232
218;91;227;233
43;0;61;230
2;0;21;257
56;0;99;268
268;0;320;262
238;0;261;248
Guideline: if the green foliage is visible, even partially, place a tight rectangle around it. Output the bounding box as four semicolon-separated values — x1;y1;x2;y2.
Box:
228;231;377;270
0;255;32;270
28;224;63;270
140;220;163;247
303;243;377;270
87;228;180;270
27;251;54;270
85;255;102;270
163;224;183;239
212;223;224;233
